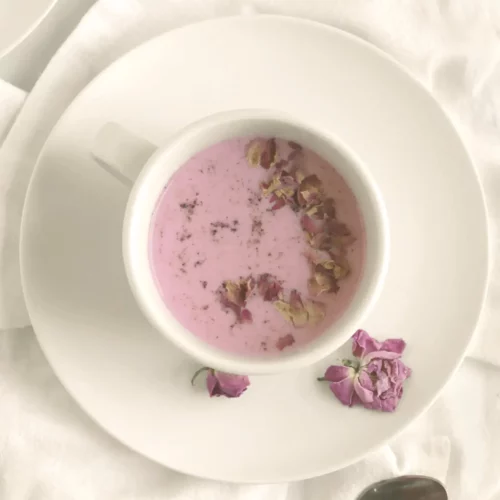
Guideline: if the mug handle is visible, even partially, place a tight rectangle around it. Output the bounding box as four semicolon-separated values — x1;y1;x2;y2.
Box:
92;123;157;185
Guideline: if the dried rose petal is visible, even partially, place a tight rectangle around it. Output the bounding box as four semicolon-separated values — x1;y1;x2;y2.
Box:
246;140;263;168
220;277;255;323
276;334;296;351
257;273;282;301
205;369;250;398
318;330;411;412
305;300;326;324
261;174;282;197
315;268;337;289
274;159;288;170
279;170;297;186
324;218;350;237
319;259;349;280
298;175;323;207
240;308;253;324
306;197;336;220
274;300;293;322
288;141;302;151
274;293;309;327
308;274;337;296
276;186;296;198
301;215;320;235
307;231;333;251
323;198;336;218
224;280;246;307
287;149;303;165
191;367;250;398
270;195;286;211
289;289;303;310
260;138;277;169
246;138;277;169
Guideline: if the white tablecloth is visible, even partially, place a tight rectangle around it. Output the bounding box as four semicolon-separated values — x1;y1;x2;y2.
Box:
1;1;500;498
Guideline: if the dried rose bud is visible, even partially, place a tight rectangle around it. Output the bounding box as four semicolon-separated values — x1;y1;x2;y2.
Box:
192;367;250;398
318;330;411;412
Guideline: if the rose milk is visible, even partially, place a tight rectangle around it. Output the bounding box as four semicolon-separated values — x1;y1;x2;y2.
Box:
149;137;366;355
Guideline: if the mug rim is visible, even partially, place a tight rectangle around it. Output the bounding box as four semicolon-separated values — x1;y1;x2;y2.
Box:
123;109;390;375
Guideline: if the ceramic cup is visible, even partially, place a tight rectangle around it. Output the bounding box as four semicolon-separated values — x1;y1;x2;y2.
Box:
92;109;389;375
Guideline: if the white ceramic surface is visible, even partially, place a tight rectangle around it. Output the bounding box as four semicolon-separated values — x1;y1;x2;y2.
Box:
20;16;488;482
0;0;57;59
92;112;389;375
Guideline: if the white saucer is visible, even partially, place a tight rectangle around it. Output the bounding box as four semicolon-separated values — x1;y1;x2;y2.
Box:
21;16;488;483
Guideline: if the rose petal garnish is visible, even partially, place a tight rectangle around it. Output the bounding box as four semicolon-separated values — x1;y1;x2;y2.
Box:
287;149;304;166
289;289;303;310
260;138;277;169
324;218;350;237
240;308;253;324
260;174;282;197
323;198;336;218
320;365;357;406
223;280;246;307
288;141;302;151
192;368;250;398
307;231;336;251
274;159;288;170
298;175;323;206
300;214;320;235
257;273;282;301
246;138;277;169
308;260;345;296
318;259;349;280
305;197;336;220
246;140;263;168
220;277;255;322
276;333;296;351
274;291;311;327
270;195;286;211
315;268;337;289
292;168;306;184
305;300;326;324
319;330;411;412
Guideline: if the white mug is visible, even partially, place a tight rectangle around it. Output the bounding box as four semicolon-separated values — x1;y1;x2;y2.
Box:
92;109;389;375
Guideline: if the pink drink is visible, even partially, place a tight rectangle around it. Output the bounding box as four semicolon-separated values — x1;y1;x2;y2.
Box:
149;137;365;355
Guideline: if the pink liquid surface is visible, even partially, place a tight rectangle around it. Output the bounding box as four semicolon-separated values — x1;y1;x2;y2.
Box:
150;138;366;355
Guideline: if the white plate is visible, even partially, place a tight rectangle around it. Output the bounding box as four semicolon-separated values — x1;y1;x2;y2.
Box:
0;0;57;58
21;16;488;482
